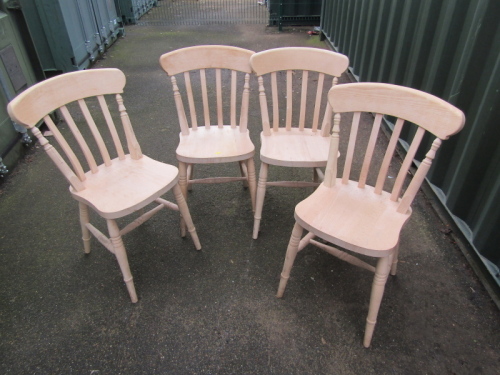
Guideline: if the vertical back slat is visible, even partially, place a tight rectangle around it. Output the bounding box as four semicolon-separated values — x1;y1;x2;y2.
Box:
342;111;361;184
312;73;325;132
358;113;383;188
230;70;237;127
286;70;293;130
271;72;279;131
31;126;85;191
171;76;190;135
59;105;98;173
390;126;425;201
200;69;210;128
298;70;308;130
239;73;250;132
97;95;125;160
184;72;198;130
374;118;404;194
258;76;271;136
116;94;142;160
324;113;341;188
43;114;87;180
320;78;337;137
216;68;223;127
78;99;112;167
397;138;441;213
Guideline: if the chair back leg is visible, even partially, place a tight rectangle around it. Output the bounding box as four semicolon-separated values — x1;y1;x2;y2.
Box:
246;158;257;212
173;184;201;250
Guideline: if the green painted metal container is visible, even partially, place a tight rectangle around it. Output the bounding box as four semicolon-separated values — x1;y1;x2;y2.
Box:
114;0;157;24
0;3;38;175
19;0;122;76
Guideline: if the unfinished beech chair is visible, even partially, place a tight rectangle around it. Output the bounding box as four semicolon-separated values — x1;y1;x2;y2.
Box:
277;83;465;347
159;45;257;211
250;47;349;239
7;68;201;303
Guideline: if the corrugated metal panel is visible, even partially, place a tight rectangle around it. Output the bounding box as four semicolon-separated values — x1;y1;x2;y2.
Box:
321;0;500;286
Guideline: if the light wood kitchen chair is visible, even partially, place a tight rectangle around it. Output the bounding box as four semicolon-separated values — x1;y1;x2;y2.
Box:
276;83;465;347
7;68;201;303
250;47;349;239
159;45;257;211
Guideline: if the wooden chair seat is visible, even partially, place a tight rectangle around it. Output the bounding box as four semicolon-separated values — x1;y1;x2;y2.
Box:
70;156;179;219
295;181;411;256
260;128;330;167
176;125;254;163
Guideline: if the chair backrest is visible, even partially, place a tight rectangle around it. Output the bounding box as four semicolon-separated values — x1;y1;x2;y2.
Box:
159;45;255;135
250;47;349;137
7;68;142;192
324;82;465;214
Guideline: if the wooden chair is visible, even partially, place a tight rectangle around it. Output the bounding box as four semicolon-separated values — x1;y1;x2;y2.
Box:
276;83;465;347
159;45;257;211
250;47;349;239
7;68;201;303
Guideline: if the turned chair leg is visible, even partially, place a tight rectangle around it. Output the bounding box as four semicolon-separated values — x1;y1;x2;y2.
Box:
253;162;269;239
247;158;257;212
277;222;304;298
239;161;249;188
173;184;201;250
107;219;138;303
363;255;391;347
79;202;91;254
187;164;194;192
313;167;319;183
390;243;399;276
178;161;189;237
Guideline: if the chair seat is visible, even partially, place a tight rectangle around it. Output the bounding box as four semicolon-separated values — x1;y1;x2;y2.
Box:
294;181;412;257
70;155;179;219
260;128;331;167
176;125;255;163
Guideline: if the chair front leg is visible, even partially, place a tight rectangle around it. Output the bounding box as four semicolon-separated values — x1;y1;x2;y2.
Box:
178;161;189;236
107;219;138;303
390;242;400;276
252;162;269;239
173;184;201;250
246;158;257;212
277;222;304;298
363;255;391;347
79;202;91;254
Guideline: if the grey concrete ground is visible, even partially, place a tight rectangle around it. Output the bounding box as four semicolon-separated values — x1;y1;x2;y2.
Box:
1;24;499;374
